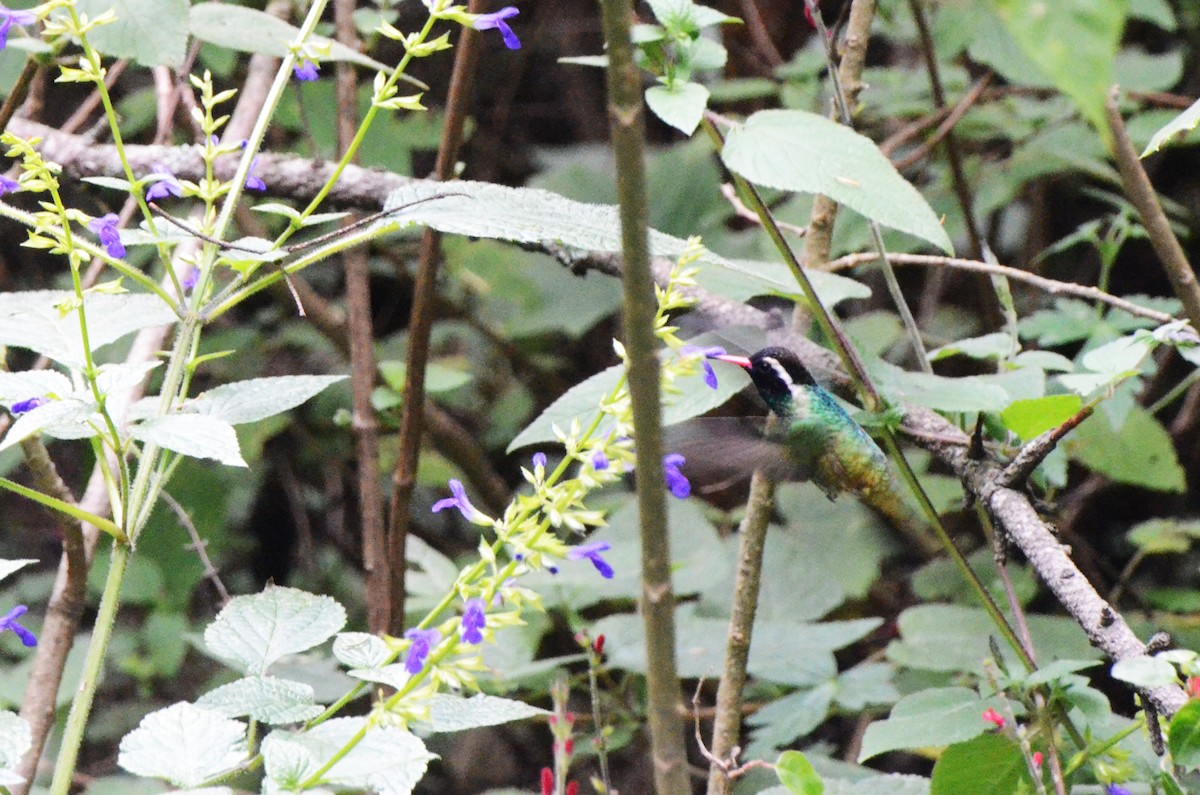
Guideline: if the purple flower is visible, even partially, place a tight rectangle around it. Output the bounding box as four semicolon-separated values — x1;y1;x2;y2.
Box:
663;453;690;498
532;452;546;469
0;6;36;51
181;266;200;292
87;213;126;258
293;58;319;81
404;628;440;674
10;396;47;415
592;449;609;470
432;479;488;523
245;156;266;191
0;605;36;647
682;345;727;389
567;541;613;579
471;6;520;50
461;598;486;644
145;162;183;201
0;174;17;195
1104;786;1132;795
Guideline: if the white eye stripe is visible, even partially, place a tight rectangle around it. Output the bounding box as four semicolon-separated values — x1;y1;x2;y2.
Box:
762;357;793;387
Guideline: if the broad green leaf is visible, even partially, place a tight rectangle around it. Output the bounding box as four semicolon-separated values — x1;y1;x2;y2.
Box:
820;775;930;795
262;718;434;795
1130;0;1175;28
0;397;101;452
1144;588;1200;614
1143;96;1200;156
870;360;1010;413
130;414;247;467
332;632;392;670
378;361;470;396
1111;655;1178;688
645;81;709;135
0;291;177;369
196;676;323;724
383;180;727;270
117;702;248;788
189;3;388;71
1168;699;1200;769
191;375;347;424
930;732;1030;795
987;0;1128;143
417;694;549;733
776;750;825;795
721;110;952;253
748;684;837;756
1000;395;1083;439
0;370;71;403
78;0;189;67
204;586;346;675
0;710;30;780
0;559;35;583
1080;332;1153;374
1127;518;1200;554
858;688;1000;761
1065;407;1186;493
835;663;901;711
929;333;1015;362
696;258;871;306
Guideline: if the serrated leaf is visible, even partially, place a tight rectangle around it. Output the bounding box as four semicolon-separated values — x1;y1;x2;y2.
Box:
332;632;392;669
77;0;189;67
204;586;346;675
0;397;101;451
0;710;31;772
189;3;387;71
196;676;323;724
263;718;434;795
130;414;247;467
1143;97;1200;156
382;181;728;269
1000;395;1082;439
858;688;999;762
1168;699;1200;769
930;732;1030;795
191;375;347;424
0;370;71;403
117;702;247;788
0;291;177;369
1065;406;1185;492
645;81;709;135
722;110;952;253
1110;655;1178;688
417;694;549;733
776;750;824;795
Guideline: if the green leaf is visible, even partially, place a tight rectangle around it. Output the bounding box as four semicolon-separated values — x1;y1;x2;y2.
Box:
870;360;1010;413
191;375;348;425
0;710;30;784
1168;699;1200;769
81;176;135;192
1000;395;1083;439
196;676;323;725
748;684;837;755
77;0;189;67
130;414;247;467
645;81;709;135
986;0;1128;143
721;110;952;253
1065;406;1186;493
1111;655;1178;688
189;3;387;71
262;718;434;795
332;632;392;670
116;702;248;788
1127;518;1200;554
0;397;102;452
1143;96;1200;156
835;663;901;711
378;361;470;396
204;586;346;676
417;693;550;733
776;750;825;795
930;732;1030;795
695;258;871;306
929;333;1016;362
858;688;999;761
1143;588;1200;613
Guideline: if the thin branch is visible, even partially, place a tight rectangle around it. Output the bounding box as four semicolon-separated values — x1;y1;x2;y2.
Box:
159;489;230;605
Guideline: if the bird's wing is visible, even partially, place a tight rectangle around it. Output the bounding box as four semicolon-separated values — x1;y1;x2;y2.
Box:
665;417;811;491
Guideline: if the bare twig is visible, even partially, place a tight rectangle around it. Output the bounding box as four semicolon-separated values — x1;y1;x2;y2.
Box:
159;490;230;605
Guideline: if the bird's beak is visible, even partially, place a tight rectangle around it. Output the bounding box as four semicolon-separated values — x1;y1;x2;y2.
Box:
710;353;752;369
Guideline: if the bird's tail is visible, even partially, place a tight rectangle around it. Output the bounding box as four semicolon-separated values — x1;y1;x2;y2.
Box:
861;476;941;557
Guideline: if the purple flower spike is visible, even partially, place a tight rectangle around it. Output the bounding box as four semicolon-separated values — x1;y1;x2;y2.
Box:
1104;786;1132;795
0;174;18;196
245;156;266;191
10;396;47;415
681;345;727;389
293;58;319;81
0;605;36;647
532;452;546;469
0;6;36;51
567;540;614;579
87;213;126;258
145;162;183;201
404;627;440;674
181;266;200;292
663;453;690;499
472;7;520;49
461;598;487;644
592;449;609;471
432;479;489;523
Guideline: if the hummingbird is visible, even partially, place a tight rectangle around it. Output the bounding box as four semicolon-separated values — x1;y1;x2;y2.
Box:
706;347;931;547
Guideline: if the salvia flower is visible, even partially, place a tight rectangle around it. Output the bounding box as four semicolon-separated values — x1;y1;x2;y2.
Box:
10;396;47;415
1104;786;1132;795
471;7;520;49
0;604;36;647
567;540;613;579
403;627;440;674
144;163;183;201
981;707;1005;729
0;174;17;196
181;266;200;292
0;6;36;51
662;453;690;498
460;598;486;644
532;452;547;469
293;58;320;81
683;345;727;389
591;449;609;471
239;140;266;191
432;479;491;524
88;213;126;258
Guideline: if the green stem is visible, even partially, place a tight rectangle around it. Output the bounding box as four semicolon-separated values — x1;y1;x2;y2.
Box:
47;541;130;795
0;476;123;540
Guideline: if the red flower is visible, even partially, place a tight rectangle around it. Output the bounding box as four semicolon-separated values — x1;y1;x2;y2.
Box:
982;707;1005;729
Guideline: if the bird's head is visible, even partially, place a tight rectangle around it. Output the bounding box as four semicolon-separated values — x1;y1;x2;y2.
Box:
711;346;815;408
